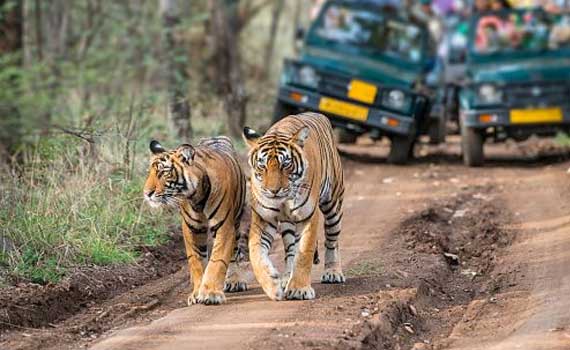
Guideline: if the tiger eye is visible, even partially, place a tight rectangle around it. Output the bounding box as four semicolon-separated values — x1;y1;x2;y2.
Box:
256;160;266;169
289;173;300;181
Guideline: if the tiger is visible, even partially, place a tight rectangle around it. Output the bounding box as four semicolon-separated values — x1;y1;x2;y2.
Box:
143;137;249;305
243;112;345;301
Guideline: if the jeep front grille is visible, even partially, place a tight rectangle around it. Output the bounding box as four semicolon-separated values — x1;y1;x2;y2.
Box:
317;72;351;101
505;81;570;108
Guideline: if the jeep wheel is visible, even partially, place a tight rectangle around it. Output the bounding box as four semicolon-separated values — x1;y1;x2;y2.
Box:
272;101;297;124
428;115;446;145
334;128;358;144
461;123;484;167
388;135;414;165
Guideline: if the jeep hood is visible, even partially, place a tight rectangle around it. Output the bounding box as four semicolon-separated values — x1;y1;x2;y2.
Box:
469;58;570;84
301;46;422;88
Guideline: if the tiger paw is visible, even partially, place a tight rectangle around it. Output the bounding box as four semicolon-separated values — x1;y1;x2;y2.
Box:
195;290;226;305
225;262;250;293
285;285;315;300
187;290;200;306
279;273;291;290
321;270;345;284
265;281;286;301
224;280;248;293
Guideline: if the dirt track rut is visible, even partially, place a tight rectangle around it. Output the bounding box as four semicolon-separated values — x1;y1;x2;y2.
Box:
449;167;570;350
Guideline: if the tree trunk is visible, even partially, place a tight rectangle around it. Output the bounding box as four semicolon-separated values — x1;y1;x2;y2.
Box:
262;0;284;78
34;0;43;61
38;0;69;132
209;0;247;140
160;0;192;141
0;0;23;55
292;0;303;54
0;0;24;159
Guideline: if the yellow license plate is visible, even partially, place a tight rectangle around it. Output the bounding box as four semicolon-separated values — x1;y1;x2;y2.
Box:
510;108;563;124
348;80;377;104
319;97;369;121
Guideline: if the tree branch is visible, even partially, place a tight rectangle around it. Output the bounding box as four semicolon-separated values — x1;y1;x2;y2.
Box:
238;0;273;32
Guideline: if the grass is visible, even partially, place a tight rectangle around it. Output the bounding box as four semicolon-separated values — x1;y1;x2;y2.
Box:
0;124;176;284
346;260;385;278
554;132;570;146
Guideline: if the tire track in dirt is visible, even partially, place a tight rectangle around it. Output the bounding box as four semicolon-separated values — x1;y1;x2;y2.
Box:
447;167;570;350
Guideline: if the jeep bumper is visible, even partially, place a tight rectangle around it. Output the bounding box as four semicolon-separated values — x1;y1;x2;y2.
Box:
462;106;570;129
277;86;417;136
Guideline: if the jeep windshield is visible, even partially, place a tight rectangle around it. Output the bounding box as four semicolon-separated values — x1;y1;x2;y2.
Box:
307;3;426;64
471;9;570;57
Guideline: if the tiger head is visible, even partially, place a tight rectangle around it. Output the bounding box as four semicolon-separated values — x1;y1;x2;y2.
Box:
143;140;198;208
243;126;310;200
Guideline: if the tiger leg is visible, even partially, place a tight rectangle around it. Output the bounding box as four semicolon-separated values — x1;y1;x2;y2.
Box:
224;226;249;293
281;222;298;277
285;212;320;300
277;222;298;290
320;198;345;284
180;216;208;305
196;219;237;305
249;211;284;300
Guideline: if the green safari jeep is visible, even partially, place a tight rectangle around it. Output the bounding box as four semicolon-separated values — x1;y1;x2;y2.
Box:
459;7;570;166
273;0;441;164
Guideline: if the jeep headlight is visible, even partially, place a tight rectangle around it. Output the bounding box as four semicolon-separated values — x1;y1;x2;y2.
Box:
280;62;296;85
478;84;502;104
297;65;320;89
382;89;411;112
281;62;320;89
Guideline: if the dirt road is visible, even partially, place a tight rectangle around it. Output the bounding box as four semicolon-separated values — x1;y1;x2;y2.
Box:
2;137;570;350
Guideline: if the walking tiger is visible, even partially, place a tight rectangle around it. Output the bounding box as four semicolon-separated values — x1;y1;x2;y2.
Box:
243;112;345;301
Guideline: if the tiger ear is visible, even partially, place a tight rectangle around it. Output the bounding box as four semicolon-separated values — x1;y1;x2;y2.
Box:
176;144;195;165
243;127;261;149
150;140;166;154
292;126;310;147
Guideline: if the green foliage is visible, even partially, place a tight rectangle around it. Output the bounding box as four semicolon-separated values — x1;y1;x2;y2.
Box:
346;260;384;277
80;240;137;266
555;132;570;146
0;128;175;284
15;249;64;285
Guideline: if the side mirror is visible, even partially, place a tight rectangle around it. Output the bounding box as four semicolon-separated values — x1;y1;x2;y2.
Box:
295;27;305;41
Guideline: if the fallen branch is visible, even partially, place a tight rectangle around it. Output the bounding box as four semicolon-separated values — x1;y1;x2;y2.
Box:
51;125;96;144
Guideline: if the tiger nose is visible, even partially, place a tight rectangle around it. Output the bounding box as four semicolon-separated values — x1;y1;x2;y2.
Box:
269;188;280;195
145;190;155;199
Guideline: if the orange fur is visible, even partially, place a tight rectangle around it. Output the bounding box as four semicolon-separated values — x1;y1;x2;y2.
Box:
143;137;249;305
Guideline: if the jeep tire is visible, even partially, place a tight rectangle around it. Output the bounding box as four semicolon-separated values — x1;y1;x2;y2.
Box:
428;115;446;144
461;123;484;167
388;135;414;165
334;127;358;144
